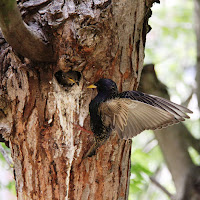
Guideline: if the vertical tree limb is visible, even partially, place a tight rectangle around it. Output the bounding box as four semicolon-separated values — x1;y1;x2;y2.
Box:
0;1;157;199
194;0;200;109
140;64;199;200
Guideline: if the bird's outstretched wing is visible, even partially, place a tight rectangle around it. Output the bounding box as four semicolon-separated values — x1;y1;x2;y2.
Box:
98;95;192;139
119;91;192;119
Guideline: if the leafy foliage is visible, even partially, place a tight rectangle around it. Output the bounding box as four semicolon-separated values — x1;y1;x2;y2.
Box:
129;0;197;199
129;132;175;200
0;143;16;199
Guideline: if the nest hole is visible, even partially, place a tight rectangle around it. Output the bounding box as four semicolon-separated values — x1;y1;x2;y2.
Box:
54;70;81;87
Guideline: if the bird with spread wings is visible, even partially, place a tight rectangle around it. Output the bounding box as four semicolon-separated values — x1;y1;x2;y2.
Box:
86;78;192;157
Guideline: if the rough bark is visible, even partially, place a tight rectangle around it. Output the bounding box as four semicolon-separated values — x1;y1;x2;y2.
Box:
0;0;157;199
0;0;56;62
140;64;200;200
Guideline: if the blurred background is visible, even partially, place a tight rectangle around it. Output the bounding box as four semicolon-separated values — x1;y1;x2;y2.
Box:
129;0;200;199
0;0;199;199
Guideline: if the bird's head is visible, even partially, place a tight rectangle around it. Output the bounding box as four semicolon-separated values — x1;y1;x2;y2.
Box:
87;79;118;95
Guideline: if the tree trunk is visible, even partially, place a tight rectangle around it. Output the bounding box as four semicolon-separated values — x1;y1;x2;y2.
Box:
140;64;200;200
0;0;156;199
194;0;200;109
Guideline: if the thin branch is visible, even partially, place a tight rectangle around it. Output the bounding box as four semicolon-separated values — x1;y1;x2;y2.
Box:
142;136;158;153
0;0;56;62
0;143;13;167
150;176;176;200
185;131;200;154
182;89;194;107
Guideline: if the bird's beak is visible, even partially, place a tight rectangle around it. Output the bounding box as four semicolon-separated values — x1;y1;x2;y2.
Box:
87;84;97;89
67;78;79;85
68;78;76;84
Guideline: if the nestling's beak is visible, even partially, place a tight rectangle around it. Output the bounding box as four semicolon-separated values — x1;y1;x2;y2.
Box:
67;78;79;86
68;78;76;84
87;84;97;89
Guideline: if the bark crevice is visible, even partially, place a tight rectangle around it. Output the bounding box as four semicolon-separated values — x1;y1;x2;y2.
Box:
0;0;56;62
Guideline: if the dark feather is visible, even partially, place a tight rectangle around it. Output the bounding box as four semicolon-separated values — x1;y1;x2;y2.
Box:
87;78;192;157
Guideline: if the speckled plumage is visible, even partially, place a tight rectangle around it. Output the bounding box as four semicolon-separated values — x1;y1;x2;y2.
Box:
86;78;192;157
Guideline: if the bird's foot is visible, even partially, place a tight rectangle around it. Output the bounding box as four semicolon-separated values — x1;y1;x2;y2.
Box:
83;143;99;159
83;138;108;159
72;123;93;135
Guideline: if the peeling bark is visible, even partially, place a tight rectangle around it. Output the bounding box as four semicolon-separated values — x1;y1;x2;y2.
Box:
0;0;56;62
0;0;155;199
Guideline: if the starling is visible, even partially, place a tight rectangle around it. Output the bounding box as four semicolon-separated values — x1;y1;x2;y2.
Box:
55;70;80;87
86;78;192;157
